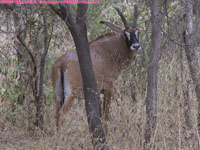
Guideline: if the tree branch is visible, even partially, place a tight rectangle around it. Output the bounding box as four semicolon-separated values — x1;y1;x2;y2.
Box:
76;3;88;24
16;34;37;76
49;4;78;34
133;3;138;28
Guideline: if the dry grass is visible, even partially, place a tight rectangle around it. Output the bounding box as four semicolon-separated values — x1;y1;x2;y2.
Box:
0;8;200;150
0;49;199;149
1;46;200;149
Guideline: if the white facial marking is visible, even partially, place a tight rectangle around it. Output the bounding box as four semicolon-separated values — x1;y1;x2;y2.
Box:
133;43;140;47
64;70;71;100
135;29;139;39
125;31;131;40
130;43;141;51
130;45;137;50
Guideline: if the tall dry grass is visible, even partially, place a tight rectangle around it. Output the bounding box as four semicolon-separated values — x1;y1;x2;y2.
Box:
1;46;200;149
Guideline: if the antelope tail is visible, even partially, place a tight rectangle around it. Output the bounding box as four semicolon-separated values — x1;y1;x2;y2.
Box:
54;68;65;108
60;68;65;107
55;68;71;108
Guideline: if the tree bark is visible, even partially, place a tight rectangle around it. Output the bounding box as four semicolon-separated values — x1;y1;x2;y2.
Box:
180;46;193;136
13;11;26;106
35;11;52;129
144;0;161;148
50;4;107;150
15;7;52;129
183;0;200;142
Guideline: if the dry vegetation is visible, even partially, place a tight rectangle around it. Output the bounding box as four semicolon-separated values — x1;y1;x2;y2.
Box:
1;46;199;150
0;2;200;150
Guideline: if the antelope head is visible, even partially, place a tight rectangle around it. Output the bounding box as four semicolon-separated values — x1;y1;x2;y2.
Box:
100;6;141;51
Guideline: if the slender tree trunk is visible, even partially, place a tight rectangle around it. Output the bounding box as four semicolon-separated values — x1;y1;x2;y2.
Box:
183;0;200;142
70;19;106;150
50;4;107;149
144;0;161;148
13;13;26;105
67;6;107;150
180;47;193;137
35;12;50;129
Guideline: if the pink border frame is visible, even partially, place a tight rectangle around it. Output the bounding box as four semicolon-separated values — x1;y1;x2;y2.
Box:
0;0;98;3
39;0;61;3
68;0;98;3
1;0;36;3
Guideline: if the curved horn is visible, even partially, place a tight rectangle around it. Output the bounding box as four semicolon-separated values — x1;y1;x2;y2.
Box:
113;6;129;29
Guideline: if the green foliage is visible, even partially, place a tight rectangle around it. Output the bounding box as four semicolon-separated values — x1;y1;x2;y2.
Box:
87;4;105;40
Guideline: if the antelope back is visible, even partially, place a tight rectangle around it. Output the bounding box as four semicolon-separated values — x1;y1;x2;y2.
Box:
52;7;141;104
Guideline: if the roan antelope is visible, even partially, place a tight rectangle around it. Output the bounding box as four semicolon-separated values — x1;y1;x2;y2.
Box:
52;7;141;133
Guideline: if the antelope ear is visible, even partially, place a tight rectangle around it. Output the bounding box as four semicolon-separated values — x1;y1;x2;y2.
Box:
100;21;123;33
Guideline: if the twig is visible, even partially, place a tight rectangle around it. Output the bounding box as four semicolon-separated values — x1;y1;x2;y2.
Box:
160;27;185;47
16;34;37;80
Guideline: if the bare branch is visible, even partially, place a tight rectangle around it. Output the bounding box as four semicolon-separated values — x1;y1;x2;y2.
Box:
49;4;78;32
49;4;62;18
16;35;35;66
186;0;193;35
160;27;185;47
194;0;200;32
133;3;138;28
16;34;37;77
47;23;54;49
76;3;88;24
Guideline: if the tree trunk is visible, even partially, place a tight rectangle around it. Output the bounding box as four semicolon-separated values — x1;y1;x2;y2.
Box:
183;0;200;142
15;8;52;129
13;12;26;106
35;11;51;129
180;47;193;139
50;4;107;149
144;0;161;148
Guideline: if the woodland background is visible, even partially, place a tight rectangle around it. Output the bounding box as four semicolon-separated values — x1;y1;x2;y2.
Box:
0;0;200;149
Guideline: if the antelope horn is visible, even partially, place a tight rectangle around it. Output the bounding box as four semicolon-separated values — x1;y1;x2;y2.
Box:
113;6;129;29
